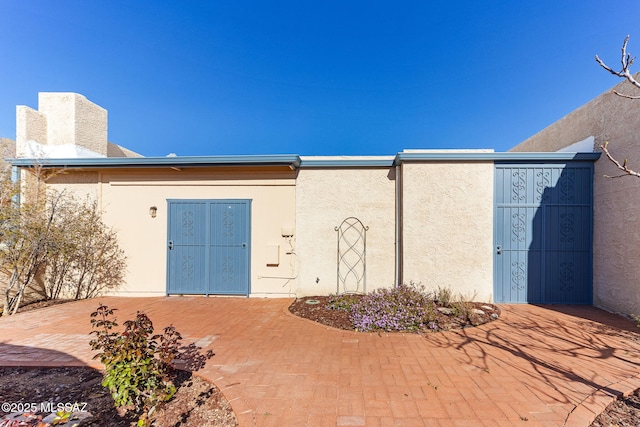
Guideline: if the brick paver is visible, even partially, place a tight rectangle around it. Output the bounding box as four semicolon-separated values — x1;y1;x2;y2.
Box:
1;297;640;426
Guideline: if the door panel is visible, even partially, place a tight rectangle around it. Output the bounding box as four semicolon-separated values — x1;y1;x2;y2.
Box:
494;164;593;304
167;200;250;295
209;201;249;294
167;202;208;294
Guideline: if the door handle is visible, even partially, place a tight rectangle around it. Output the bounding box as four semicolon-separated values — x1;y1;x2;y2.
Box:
496;245;502;255
168;241;174;250
241;243;247;248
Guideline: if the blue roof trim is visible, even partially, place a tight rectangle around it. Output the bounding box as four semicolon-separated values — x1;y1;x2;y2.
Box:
8;154;302;169
7;151;601;170
299;158;395;168
394;151;601;164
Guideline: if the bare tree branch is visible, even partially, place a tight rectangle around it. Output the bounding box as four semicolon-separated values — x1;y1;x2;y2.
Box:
595;37;640;179
600;141;640;179
595;35;640;99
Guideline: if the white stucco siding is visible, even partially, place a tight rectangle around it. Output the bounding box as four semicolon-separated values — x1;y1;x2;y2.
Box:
295;167;396;296
401;162;494;301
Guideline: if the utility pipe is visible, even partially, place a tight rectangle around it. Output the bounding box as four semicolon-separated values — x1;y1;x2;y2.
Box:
394;163;402;287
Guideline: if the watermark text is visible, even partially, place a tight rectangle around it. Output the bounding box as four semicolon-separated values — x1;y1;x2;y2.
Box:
1;401;88;413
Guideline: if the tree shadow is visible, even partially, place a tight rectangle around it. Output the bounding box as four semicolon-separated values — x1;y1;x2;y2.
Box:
527;165;594;304
0;342;89;367
428;304;640;412
169;370;220;427
0;343;227;426
0;343;135;426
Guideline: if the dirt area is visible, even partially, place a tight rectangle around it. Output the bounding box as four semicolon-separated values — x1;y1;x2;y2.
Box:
0;367;237;426
590;388;640;427
1;298;638;426
1;300;237;426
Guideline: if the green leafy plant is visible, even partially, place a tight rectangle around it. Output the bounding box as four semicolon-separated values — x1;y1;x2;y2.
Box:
51;410;73;425
89;304;213;426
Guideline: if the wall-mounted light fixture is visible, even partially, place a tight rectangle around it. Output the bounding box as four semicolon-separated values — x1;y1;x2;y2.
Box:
149;206;157;218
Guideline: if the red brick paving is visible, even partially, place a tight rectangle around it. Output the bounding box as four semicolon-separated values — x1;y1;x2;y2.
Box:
1;297;640;426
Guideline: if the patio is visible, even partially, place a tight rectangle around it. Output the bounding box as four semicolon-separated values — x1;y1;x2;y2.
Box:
1;297;639;426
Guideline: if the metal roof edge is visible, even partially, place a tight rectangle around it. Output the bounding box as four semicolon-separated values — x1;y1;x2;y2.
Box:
8;154;302;169
393;151;601;164
299;158;395;168
7;152;602;170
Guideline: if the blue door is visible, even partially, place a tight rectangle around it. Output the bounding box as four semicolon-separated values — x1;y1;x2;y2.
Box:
167;199;250;296
494;163;593;304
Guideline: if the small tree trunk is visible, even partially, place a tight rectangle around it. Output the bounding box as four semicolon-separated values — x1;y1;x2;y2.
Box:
10;289;23;315
3;269;21;317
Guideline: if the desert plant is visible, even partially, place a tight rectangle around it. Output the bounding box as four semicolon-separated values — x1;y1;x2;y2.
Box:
0;175;127;315
449;290;482;325
0;188;66;316
327;293;361;312
44;200;126;300
0;161;127;315
89;304;214;426
451;300;473;321
435;286;453;307
349;283;436;332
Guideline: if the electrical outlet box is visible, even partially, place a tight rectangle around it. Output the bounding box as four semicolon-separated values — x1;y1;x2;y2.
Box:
266;245;280;266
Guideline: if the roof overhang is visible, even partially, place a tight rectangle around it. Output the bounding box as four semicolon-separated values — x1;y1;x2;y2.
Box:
299;156;395;168
8;154;302;170
393;151;601;165
7;151;601;171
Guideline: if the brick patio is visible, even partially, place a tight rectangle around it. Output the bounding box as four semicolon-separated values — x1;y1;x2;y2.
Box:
1;297;640;426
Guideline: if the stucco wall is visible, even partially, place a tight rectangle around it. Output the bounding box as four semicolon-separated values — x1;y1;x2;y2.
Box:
46;167;297;297
511;79;640;316
401;162;494;301
46;171;100;200
295;167;396;296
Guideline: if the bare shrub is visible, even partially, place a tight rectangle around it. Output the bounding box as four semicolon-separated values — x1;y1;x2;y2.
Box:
0;169;126;315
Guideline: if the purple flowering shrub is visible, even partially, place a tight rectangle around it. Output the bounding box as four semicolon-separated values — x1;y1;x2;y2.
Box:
349;283;437;332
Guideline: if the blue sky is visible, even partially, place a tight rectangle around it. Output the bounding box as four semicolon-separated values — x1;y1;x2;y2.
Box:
1;1;639;157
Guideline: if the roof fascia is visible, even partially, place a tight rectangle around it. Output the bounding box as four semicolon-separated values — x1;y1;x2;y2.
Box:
8;152;602;170
8;154;302;169
299;158;395;168
394;152;601;165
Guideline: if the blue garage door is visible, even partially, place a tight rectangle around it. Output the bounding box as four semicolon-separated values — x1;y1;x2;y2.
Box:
494;163;593;304
167;199;250;296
